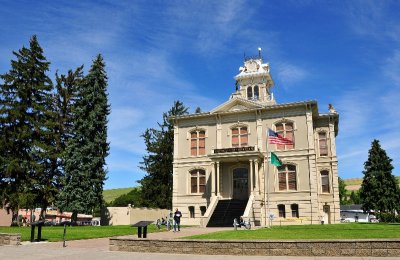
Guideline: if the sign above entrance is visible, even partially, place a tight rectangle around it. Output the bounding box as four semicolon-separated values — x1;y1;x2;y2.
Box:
214;146;255;154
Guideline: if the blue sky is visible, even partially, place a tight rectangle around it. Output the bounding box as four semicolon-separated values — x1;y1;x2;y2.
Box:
1;0;399;189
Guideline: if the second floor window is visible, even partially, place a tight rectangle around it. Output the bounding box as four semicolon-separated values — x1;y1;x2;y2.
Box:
190;169;206;193
275;122;294;150
190;130;205;156
278;164;297;191
321;170;330;193
232;127;248;147
319;132;328;156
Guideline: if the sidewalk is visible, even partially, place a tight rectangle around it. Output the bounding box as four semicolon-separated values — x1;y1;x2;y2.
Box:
1;226;397;259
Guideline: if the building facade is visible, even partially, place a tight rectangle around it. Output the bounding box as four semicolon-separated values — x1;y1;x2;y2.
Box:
171;55;340;227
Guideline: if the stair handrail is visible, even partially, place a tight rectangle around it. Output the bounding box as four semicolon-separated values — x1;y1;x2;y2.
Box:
200;196;219;227
242;194;254;218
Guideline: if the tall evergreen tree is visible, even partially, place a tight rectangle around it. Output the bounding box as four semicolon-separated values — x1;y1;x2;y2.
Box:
0;36;55;215
360;139;400;214
57;55;110;220
139;101;188;209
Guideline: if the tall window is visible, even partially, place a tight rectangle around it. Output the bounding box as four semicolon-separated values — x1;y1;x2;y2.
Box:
200;206;206;216
190;130;205;156
291;204;299;218
247;86;260;100
278;204;286;218
190;169;206;193
275;122;294;150
232;127;248;147
321;170;330;193
278;165;297;191
319;132;328;156
254;86;259;100
247;87;253;99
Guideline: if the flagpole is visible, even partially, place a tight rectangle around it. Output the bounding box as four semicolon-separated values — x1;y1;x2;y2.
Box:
265;129;270;228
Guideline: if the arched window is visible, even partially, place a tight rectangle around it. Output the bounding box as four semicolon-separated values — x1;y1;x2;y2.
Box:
190;169;206;193
321;170;330;193
278;164;297;191
275;122;294;150
254;85;259;100
232;127;248;147
188;206;195;218
190;130;205;156
247;87;253;100
319;132;328;156
278;204;286;218
291;204;299;218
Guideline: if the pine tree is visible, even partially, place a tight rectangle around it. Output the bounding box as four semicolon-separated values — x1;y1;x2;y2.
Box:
0;36;55;215
139;101;188;209
57;55;109;220
360;139;400;214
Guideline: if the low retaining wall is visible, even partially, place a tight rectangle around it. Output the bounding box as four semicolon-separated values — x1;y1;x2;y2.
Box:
109;238;400;257
0;233;21;246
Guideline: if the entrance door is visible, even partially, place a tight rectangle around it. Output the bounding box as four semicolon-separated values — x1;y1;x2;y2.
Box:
323;205;331;224
232;168;249;200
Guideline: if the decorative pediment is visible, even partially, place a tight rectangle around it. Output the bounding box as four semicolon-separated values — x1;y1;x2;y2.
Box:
210;97;264;114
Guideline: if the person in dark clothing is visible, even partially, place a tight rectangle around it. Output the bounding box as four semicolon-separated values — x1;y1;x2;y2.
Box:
173;208;182;232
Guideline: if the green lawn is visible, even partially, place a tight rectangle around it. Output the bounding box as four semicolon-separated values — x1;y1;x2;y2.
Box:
103;187;136;203
0;225;161;242
186;223;400;240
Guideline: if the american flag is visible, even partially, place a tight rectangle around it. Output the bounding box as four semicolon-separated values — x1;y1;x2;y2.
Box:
267;128;293;145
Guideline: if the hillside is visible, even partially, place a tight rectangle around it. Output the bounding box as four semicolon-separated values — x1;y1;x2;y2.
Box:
343;176;400;192
103;187;136;203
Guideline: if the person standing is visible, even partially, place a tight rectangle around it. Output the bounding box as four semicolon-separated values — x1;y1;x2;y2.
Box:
173;208;182;232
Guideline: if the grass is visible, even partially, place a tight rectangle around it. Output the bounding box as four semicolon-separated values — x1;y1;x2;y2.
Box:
186;223;400;240
0;224;161;242
103;187;136;203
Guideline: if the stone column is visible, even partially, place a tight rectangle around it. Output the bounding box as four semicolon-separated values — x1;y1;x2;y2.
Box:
216;161;221;197
211;162;215;197
254;159;259;193
249;159;254;194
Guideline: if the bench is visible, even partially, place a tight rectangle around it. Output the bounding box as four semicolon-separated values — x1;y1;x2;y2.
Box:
131;221;154;238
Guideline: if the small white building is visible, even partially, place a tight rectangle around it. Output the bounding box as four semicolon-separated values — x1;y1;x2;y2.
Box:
340;204;376;222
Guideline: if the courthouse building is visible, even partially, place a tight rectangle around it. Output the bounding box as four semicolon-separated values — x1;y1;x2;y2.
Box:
170;53;340;227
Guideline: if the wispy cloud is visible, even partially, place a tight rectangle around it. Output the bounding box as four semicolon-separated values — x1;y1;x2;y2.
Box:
275;63;307;89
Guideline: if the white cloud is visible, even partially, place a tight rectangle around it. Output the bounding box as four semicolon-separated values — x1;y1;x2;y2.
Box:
275;63;307;88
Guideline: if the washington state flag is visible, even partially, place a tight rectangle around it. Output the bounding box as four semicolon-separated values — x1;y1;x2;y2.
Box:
270;152;282;167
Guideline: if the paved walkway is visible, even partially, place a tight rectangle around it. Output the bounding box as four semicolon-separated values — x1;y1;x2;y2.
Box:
1;226;398;259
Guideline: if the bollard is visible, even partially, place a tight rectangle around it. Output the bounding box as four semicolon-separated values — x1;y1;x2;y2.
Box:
233;218;237;231
63;223;67;247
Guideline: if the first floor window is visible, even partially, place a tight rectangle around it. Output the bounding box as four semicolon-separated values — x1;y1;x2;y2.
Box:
200;206;206;216
190;169;206;193
189;206;195;218
291;204;299;218
321;170;330;193
278;204;286;218
278;165;297;191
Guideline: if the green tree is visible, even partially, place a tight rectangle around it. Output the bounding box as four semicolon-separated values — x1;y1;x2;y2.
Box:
349;190;361;204
57;55;110;221
139;101;188;209
0;36;55;217
338;177;347;204
360;139;400;215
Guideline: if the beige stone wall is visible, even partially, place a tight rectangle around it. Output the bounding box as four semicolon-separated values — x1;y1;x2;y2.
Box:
0;209;12;226
110;238;400;257
104;207;170;226
0;233;20;246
